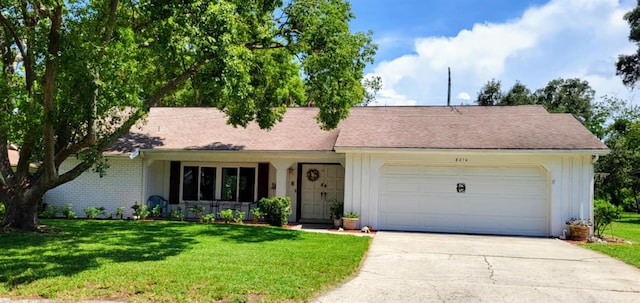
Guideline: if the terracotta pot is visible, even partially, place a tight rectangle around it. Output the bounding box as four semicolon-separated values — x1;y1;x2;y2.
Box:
342;218;359;230
569;225;590;241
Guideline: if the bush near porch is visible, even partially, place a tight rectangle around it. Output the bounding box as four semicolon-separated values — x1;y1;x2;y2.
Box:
0;220;370;302
583;213;640;268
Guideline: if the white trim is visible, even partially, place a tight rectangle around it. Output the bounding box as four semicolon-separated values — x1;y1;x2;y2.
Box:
334;147;609;155
179;162;259;203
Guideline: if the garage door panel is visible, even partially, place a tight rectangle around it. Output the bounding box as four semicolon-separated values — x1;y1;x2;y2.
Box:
380;165;549;236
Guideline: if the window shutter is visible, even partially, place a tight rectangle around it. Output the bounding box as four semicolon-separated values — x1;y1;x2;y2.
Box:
169;161;180;205
257;163;269;201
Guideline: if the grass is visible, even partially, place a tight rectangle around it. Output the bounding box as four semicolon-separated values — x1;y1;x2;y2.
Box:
582;212;640;268
0;219;371;302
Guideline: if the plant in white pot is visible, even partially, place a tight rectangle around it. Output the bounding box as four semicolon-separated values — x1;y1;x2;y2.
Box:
342;212;359;230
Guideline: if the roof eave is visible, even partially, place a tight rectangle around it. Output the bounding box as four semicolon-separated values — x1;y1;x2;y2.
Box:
333;147;610;155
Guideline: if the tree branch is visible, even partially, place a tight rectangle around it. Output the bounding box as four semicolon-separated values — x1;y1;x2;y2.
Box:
244;41;287;50
144;60;205;107
0;13;26;59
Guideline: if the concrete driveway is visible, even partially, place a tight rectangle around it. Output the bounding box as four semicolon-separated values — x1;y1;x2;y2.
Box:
313;232;640;303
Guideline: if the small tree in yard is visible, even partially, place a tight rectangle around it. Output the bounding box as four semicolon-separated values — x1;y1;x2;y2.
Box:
594;199;623;237
0;0;377;231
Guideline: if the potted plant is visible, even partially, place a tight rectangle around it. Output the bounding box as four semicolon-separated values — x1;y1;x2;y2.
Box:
329;198;343;227
342;212;359;230
566;218;592;241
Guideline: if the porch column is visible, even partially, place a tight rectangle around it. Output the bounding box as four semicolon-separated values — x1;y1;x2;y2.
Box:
271;160;294;197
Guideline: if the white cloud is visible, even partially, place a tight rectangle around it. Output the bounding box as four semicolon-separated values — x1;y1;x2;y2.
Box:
370;0;638;106
456;92;471;101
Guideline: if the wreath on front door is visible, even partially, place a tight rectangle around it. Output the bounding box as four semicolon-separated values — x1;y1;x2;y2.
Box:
306;168;320;182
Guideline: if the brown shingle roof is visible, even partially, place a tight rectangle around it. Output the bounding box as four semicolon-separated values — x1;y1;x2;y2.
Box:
335;105;607;150
109;105;607;153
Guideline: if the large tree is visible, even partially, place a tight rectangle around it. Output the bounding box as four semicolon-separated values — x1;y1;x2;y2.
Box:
475;79;502;106
0;0;376;231
617;1;640;88
533;78;595;123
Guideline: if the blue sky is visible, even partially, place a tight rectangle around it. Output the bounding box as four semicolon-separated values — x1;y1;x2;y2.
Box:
347;0;639;106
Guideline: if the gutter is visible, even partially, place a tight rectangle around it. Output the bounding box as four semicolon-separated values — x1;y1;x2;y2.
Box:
333;147;610;155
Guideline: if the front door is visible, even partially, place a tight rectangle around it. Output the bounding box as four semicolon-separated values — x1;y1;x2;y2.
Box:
300;164;344;221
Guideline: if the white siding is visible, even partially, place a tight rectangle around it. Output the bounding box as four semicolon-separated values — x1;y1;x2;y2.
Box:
45;156;144;218
344;151;595;237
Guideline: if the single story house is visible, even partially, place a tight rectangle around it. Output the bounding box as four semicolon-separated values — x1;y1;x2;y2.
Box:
45;105;608;237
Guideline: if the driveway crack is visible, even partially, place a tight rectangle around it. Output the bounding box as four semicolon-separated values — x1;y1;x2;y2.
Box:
483;256;497;284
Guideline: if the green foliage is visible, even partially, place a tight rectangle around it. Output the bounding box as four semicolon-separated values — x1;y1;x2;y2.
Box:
344;212;359;219
0;202;4;219
500;81;535;106
594;199;624;237
234;211;246;224
132;203;149;220
534;78;595;123
115;206;125;219
0;0;376;231
219;209;234;224
250;207;263;223
259;197;292;227
329;198;344;219
189;205;206;222
617;4;640;88
61;204;76;219
40;205;59;219
83;206;106;219
203;213;216;223
151;205;161;218
475;79;502;106
170;207;185;222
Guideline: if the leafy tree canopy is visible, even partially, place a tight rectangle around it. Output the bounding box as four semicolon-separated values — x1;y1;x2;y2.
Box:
0;0;377;231
474;79;502;106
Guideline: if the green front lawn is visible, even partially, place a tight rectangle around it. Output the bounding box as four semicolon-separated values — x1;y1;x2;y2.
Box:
583;212;640;268
0;220;370;302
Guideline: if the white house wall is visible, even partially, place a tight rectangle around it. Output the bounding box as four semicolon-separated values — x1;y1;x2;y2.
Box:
343;151;595;237
44;156;144;218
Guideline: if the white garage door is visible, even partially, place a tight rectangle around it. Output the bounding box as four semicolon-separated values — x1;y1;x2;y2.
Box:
379;165;549;236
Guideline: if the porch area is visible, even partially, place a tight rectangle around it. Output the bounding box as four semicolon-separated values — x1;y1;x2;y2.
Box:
141;151;346;223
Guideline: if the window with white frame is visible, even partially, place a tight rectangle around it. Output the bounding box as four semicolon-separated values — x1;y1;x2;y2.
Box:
182;164;256;202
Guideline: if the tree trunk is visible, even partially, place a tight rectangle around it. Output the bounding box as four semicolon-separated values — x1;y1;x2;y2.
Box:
1;194;40;231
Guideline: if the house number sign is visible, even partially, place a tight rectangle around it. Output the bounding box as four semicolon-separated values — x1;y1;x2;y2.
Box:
456;183;466;193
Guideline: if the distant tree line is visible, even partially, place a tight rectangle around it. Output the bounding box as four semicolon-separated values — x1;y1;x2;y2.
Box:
474;77;640;212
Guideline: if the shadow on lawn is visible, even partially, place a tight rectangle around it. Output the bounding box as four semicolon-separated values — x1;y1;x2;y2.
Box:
0;220;196;288
199;223;300;243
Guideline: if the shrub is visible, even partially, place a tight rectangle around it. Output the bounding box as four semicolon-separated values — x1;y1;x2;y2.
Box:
84;206;105;219
40;204;59;219
115;206;125;219
61;204;76;219
234;210;245;224
138;204;150;220
329;198;343;219
594;199;623;237
219;209;234;223
258;196;291;227
170;207;184;221
250;207;262;223
0;202;4;219
189;205;206;222
151;204;161;217
203;213;216;223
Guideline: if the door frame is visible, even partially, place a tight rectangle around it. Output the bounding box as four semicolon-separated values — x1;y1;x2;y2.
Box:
296;162;343;222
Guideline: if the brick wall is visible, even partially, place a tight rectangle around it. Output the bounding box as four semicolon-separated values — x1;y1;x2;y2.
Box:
44;156;143;218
